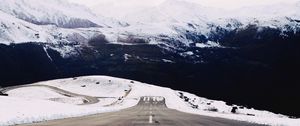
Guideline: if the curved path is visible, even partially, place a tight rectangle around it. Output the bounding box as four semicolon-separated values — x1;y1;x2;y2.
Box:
3;85;99;105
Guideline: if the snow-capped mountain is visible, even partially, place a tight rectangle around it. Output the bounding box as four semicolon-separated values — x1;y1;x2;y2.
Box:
0;0;299;66
92;0;300;22
0;9;105;47
91;0;300;50
93;0;219;24
0;0;299;51
0;0;109;28
0;0;118;51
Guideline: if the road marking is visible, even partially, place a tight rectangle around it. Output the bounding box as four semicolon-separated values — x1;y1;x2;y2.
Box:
149;115;153;124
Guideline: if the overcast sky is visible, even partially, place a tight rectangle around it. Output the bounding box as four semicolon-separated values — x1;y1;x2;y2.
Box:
68;0;299;9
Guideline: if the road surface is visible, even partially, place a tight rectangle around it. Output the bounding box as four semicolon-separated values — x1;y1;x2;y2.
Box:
19;96;264;126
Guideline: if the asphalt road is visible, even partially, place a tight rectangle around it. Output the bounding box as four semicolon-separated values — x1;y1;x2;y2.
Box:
19;96;264;126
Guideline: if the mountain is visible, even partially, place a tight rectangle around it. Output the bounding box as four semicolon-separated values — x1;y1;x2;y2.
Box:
92;0;300;51
0;0;118;53
0;9;105;48
1;0;299;51
0;0;300;118
0;0;109;28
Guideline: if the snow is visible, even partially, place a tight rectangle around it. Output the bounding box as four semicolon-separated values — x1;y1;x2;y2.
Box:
1;0;299;56
0;96;136;126
0;9;104;46
185;51;194;55
90;0;300;27
196;41;222;48
0;0;110;28
162;59;174;63
87;0;300;51
1;76;299;126
6;87;84;105
173;91;300;126
47;45;78;58
0;1;300;124
0;76;138;125
0;11;46;44
7;87;67;100
196;43;211;48
37;76;132;98
124;54;132;62
43;47;53;61
180;51;194;57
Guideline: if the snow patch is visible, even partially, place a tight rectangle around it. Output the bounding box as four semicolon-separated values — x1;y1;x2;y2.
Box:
196;41;222;48
43;47;53;61
162;59;174;63
124;54;132;62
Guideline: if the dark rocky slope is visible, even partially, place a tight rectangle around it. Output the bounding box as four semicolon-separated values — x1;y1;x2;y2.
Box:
0;27;299;117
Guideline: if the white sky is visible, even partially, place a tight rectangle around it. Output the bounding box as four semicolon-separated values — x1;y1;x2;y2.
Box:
68;0;299;9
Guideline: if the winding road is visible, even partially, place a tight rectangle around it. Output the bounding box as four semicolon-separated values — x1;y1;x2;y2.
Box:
2;85;99;105
18;96;264;126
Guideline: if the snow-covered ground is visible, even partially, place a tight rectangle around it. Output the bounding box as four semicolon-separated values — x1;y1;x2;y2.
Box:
0;76;299;126
0;96;134;126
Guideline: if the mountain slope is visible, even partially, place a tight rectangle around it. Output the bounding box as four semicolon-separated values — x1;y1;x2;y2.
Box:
92;0;300;51
1;0;299;50
0;10;105;46
0;0;110;28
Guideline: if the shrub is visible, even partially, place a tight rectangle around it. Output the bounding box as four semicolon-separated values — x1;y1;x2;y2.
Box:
231;107;238;113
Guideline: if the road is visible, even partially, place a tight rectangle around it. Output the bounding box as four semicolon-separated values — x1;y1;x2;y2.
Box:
19;96;264;126
2;85;100;105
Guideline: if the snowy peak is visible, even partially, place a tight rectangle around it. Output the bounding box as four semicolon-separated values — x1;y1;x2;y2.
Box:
93;0;216;24
0;0;108;28
91;0;300;24
0;10;46;44
0;0;119;45
0;9;104;45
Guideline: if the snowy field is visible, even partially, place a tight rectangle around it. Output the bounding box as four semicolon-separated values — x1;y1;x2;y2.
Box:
0;76;299;126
